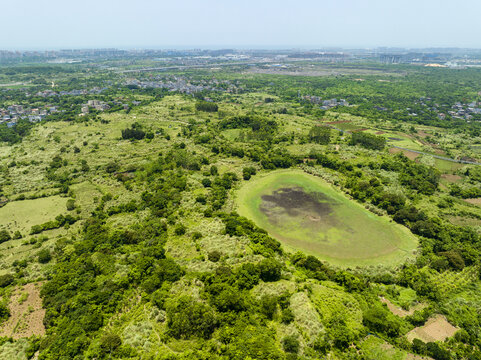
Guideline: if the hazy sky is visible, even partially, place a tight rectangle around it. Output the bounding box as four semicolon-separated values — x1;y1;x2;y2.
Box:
2;0;481;49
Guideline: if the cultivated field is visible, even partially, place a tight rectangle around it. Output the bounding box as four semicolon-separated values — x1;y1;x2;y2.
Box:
235;170;418;267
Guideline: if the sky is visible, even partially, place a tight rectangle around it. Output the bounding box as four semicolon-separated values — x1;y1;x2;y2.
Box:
1;0;481;50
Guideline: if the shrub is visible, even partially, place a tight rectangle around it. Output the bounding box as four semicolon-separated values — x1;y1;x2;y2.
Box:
0;274;14;288
282;335;300;353
208;250;222;262
192;232;203;240
100;333;122;354
105;162;119;173
122;124;145;140
166;296;217;339
349;132;385;150
174;224;186;236
258;258;282;282
0;230;11;243
309;125;331;144
37;249;52;263
66;199;76;211
0;303;10;322
260;295;277;319
195;101;218;112
281;308;295;324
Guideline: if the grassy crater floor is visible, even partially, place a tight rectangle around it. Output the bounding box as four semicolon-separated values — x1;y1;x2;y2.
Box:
235;169;418;267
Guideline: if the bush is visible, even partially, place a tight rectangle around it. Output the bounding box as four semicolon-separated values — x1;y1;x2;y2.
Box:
167;296;217;339
192;232;203;240
282;335;300;353
242;166;257;180
122;123;145;140
0;274;14;288
258;258;282;282
202;178;212;188
174;223;186;236
195;101;218;112
100;333;122;354
281;308;295;324
260;295;277;319
208;250;222;262
350;132;385;150
37;249;52;263
66;199;76;211
309;125;331;144
105;162;120;174
0;230;11;243
0;303;10;322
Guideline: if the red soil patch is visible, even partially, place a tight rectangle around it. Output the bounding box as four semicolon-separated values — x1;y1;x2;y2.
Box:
0;282;46;339
375;131;386;135
464;198;481;206
406;315;458;343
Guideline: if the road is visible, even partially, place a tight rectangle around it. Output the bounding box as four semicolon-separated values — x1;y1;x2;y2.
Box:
390;145;481;165
326;124;481;165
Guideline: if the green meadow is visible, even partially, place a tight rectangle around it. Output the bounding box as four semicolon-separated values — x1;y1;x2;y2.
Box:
236;170;418;267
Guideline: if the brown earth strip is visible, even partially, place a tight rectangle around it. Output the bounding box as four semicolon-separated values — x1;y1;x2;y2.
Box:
0;282;46;339
464;198;481;206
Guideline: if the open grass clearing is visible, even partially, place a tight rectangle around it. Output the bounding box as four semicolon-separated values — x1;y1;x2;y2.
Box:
360;335;430;360
0;195;67;235
235;169;418;267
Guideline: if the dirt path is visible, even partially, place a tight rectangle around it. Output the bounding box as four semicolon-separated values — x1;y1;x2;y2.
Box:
380;297;425;317
392;146;481;165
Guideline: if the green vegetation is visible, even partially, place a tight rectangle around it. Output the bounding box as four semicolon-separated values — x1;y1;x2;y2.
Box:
1;59;481;359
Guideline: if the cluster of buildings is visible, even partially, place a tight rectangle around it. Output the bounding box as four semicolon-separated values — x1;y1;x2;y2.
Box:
411;97;481;121
80;100;110;115
0;104;58;127
302;95;349;109
124;76;240;94
447;101;481;120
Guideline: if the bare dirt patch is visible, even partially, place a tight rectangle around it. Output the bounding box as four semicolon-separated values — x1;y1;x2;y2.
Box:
380;297;426;318
441;174;462;183
447;216;481;227
0;282;46;339
375;131;386;135
417;131;430;138
389;147;420;161
406;315;458;343
464;198;481;206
